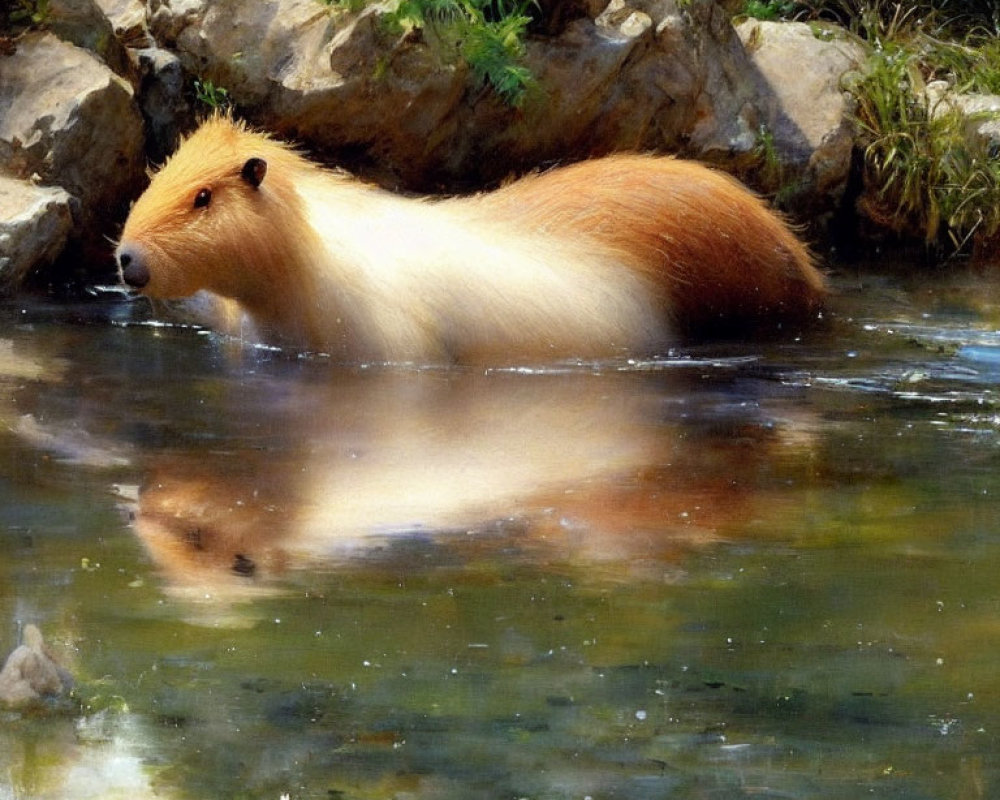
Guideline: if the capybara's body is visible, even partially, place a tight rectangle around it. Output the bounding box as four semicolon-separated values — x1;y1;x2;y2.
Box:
116;116;825;362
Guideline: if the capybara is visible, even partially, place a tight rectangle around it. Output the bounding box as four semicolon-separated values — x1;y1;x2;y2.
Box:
116;115;825;362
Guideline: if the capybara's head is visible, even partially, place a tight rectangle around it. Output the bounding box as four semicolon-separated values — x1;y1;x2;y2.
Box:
115;116;300;301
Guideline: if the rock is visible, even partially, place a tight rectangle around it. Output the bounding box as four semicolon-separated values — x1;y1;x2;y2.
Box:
0;32;146;280
145;0;782;191
46;0;136;79
93;0;150;46
925;80;1000;155
736;19;868;212
0;625;72;706
0;177;75;292
133;46;196;163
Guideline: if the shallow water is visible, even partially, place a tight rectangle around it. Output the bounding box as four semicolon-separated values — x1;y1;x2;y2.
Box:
3;267;1000;798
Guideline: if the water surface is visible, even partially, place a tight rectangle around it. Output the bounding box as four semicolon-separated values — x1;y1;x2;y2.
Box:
3;267;1000;798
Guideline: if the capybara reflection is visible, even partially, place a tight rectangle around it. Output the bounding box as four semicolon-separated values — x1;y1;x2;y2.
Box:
127;372;814;596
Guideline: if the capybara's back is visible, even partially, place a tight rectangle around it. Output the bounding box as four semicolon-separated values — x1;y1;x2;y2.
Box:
474;155;824;335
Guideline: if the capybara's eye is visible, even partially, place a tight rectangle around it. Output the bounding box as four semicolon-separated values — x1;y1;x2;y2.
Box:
193;188;212;209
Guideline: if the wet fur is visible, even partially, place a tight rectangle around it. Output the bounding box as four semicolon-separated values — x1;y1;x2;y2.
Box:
117;116;825;361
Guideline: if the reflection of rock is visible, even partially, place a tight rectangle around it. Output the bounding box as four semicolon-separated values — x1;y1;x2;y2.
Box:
0;625;73;706
0;338;64;383
14;414;132;467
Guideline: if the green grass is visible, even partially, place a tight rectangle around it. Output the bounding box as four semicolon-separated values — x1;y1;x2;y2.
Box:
739;0;1000;254
921;34;1000;95
790;0;997;38
849;38;1000;251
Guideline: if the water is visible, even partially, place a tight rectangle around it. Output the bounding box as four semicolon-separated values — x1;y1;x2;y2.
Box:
2;267;1000;798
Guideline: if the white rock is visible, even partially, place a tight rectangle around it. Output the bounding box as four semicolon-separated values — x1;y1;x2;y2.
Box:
0;177;75;290
0;32;145;279
737;19;868;204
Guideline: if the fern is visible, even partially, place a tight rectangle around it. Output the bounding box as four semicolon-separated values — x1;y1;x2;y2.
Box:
322;0;538;106
459;5;535;105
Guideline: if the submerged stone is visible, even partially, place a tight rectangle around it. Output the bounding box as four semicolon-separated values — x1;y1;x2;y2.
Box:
0;624;73;707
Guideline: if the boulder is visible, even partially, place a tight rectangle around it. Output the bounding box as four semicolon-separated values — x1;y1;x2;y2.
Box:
736;19;868;213
45;0;136;79
0;177;75;292
0;32;146;282
146;0;778;190
925;80;1000;155
133;46;196;163
93;0;150;46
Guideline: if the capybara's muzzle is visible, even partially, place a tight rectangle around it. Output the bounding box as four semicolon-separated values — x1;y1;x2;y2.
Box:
117;248;150;289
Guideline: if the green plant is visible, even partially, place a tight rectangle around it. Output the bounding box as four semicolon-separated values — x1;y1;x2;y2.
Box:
322;0;537;107
323;0;367;11
790;0;998;38
8;0;51;27
458;1;535;106
792;0;920;42
769;1;1000;253
747;125;808;209
742;0;797;21
193;79;232;110
752;124;783;184
849;41;1000;251
936;137;1000;251
921;34;1000;95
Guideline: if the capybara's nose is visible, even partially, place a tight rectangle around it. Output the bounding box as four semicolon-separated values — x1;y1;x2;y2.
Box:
118;249;150;289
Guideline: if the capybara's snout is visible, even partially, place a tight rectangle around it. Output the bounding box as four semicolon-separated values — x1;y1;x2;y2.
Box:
117;246;150;289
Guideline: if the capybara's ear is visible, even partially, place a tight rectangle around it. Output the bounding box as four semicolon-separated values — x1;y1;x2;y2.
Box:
241;157;267;188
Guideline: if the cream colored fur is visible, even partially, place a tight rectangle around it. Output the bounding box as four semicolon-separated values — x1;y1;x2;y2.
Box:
291;173;666;361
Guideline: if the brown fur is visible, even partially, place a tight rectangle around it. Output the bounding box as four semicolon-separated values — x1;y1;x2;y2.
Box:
477;158;824;333
116;116;825;361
